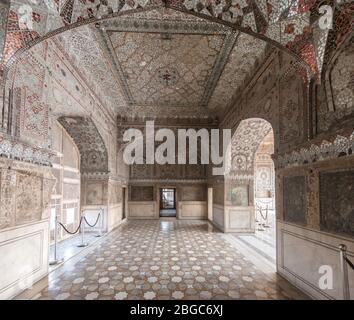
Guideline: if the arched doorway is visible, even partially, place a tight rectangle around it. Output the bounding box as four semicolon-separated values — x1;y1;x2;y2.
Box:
253;129;276;258
224;118;276;265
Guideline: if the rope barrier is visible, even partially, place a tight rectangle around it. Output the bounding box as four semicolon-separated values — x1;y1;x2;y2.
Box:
258;207;268;221
58;217;83;235
345;256;354;270
83;213;101;228
50;211;103;265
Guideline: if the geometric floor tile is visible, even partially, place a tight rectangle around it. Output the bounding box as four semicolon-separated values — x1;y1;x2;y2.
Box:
34;220;309;300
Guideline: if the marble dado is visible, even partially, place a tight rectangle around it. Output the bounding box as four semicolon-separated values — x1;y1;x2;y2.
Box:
0;158;53;299
128;202;158;219
0;220;50;300
277;221;354;300
177;201;207;220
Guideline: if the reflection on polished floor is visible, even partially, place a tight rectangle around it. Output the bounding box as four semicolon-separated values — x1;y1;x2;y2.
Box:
49;232;102;272
27;220;308;300
233;211;276;266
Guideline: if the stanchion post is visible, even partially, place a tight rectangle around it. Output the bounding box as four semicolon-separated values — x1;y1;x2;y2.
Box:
264;205;270;228
339;244;350;300
257;207;265;231
96;208;103;238
77;216;88;248
255;205;259;223
49;215;63;266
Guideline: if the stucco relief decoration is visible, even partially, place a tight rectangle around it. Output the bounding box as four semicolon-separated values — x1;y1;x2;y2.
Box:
0;1;9;64
319;37;354;132
228;118;272;179
277;131;354;169
15;171;42;224
54;27;127;114
157;67;179;86
0;136;54;166
58;116;109;173
106;30;226;108
1;0;351;93
0;168;16;229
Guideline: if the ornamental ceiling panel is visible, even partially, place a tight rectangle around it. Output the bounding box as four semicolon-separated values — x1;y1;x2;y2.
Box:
96;8;267;116
209;32;267;114
54;26;127;114
98;8;240;111
2;0;353;87
108;31;225;108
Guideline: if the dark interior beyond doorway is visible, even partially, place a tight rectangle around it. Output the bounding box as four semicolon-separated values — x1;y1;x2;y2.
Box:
160;188;176;217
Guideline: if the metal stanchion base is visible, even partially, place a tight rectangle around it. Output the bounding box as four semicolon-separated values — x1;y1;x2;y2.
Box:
49;259;63;266
95;235;102;238
77;243;89;248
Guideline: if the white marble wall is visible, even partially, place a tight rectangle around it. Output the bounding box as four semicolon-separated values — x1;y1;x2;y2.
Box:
224;206;255;233
177;201;207;220
212;204;225;231
128;202;158;219
107;203;123;232
277;221;354;300
0;220;49;300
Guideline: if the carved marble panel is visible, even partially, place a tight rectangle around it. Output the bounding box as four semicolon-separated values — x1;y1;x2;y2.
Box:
320;170;354;237
230;186;249;207
283;176;306;225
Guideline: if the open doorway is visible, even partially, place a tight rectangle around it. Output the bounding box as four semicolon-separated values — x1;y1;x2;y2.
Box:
253;130;276;256
227;118;276;267
160;188;176;217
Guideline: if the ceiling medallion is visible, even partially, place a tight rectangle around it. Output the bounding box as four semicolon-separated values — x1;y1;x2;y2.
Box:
156;67;179;86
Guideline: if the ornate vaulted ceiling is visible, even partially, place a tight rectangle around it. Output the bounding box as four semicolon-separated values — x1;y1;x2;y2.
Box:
52;8;267;119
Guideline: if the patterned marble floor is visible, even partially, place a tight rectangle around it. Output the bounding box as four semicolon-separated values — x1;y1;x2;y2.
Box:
49;232;101;271
32;220;308;300
235;211;276;265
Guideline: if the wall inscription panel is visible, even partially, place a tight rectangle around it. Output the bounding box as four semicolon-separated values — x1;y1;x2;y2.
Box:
320;170;354;237
283;176;306;225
